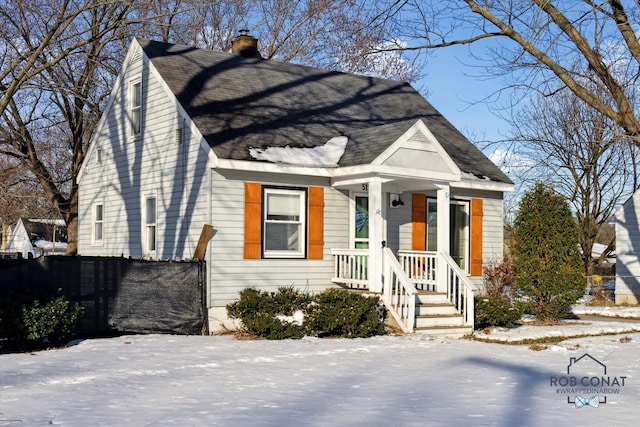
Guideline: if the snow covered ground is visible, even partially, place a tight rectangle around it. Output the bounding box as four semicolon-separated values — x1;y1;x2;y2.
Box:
571;303;640;319
2;311;639;426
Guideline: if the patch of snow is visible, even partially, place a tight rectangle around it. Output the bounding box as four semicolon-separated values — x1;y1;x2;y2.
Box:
475;319;640;342
28;218;66;226
33;240;68;250
461;171;492;181
275;310;305;326
571;304;640;319
249;136;348;167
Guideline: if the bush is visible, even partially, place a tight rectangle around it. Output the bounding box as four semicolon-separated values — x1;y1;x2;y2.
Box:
227;287;311;340
474;295;523;329
306;289;385;338
227;287;386;339
22;296;84;345
1;294;84;350
512;183;585;321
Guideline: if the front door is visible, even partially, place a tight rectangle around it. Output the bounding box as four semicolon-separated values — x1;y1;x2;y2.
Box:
426;198;470;272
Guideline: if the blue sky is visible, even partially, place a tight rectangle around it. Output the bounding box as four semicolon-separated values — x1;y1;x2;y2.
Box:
414;46;512;148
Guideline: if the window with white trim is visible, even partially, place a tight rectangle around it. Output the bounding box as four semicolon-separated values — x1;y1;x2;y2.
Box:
263;188;306;258
92;202;104;244
143;195;157;255
129;78;142;140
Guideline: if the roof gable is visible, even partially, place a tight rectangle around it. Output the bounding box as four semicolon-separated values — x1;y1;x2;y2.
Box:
374;120;460;176
137;39;512;185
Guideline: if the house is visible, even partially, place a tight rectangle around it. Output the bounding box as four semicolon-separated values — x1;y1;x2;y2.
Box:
4;218;68;258
610;189;640;304
77;34;514;335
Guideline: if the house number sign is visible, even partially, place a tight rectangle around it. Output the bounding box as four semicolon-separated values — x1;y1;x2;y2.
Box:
361;184;368;191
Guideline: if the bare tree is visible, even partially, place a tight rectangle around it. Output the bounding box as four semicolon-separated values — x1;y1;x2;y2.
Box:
378;0;640;145
0;0;135;118
252;0;420;81
1;0;136;253
1;0;416;254
508;84;639;275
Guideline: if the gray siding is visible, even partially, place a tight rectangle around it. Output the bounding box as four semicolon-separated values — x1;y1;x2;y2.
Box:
613;191;640;302
78;50;210;260
208;170;349;307
390;189;504;273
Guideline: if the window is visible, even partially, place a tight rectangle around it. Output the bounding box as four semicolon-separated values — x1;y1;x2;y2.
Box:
144;195;157;254
130;79;142;139
354;195;369;249
92;203;103;244
263;188;306;258
244;183;323;260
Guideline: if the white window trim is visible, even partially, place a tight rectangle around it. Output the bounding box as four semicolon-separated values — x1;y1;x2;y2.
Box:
129;77;142;141
262;187;306;258
143;192;157;257
91;201;104;246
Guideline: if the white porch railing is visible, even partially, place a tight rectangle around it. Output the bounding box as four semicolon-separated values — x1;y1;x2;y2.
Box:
397;250;437;291
439;251;475;327
330;248;369;289
382;247;417;333
331;248;475;331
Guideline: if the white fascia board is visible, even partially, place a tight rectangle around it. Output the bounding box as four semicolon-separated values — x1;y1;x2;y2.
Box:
371;119;462;176
451;179;514;193
213;158;335;177
331;164;461;188
77;39;141;184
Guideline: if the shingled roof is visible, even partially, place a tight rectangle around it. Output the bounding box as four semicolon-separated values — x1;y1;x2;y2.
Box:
138;39;511;184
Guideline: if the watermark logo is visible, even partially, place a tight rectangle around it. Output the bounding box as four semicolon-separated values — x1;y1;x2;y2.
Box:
550;353;627;408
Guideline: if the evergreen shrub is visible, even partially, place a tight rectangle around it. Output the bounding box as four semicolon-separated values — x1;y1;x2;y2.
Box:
22;296;84;345
474;295;523;328
512;183;585;321
227;287;385;339
306;289;385;338
1;294;84;350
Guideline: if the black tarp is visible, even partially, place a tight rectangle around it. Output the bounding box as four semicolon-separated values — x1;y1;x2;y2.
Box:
0;256;205;335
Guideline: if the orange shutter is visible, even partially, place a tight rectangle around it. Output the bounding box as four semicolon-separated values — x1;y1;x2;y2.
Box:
470;198;483;276
412;194;426;251
307;187;324;259
244;182;262;259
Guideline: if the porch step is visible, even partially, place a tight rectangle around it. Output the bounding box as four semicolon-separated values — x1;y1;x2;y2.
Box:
416;303;459;316
413;291;470;336
415;313;465;328
416;291;449;305
414;325;474;338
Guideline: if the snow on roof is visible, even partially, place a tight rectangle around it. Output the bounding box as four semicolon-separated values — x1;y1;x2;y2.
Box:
27;218;66;226
249;136;348;167
461;171;492;181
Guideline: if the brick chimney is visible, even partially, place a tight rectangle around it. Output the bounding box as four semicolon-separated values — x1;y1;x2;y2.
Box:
231;29;261;58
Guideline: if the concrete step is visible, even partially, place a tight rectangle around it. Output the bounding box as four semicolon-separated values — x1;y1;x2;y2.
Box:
414;325;474;338
415;314;465;328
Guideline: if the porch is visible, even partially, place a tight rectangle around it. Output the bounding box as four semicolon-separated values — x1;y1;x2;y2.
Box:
331;248;475;336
